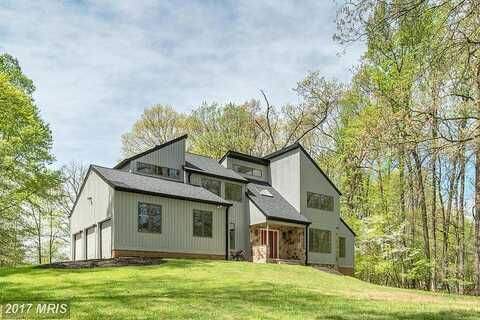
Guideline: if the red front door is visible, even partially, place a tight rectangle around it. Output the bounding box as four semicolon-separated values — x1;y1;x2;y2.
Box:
260;229;278;259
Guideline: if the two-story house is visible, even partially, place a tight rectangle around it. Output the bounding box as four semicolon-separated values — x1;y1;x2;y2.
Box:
70;134;355;275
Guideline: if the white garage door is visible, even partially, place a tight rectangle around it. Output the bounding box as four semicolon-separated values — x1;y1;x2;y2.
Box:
86;227;96;260
74;232;83;261
101;220;112;259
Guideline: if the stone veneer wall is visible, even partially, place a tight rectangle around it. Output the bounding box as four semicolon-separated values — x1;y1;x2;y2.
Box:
250;223;305;261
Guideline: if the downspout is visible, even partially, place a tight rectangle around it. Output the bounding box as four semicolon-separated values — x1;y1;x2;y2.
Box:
305;224;309;265
225;206;230;260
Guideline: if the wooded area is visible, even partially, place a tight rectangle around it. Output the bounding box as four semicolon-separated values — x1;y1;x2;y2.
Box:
121;1;480;294
1;0;479;296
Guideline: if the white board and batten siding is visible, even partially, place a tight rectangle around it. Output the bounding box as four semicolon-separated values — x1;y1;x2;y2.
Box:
70;170;114;260
130;138;186;182
86;226;96;260
189;173;249;257
74;232;83;261
114;191;227;256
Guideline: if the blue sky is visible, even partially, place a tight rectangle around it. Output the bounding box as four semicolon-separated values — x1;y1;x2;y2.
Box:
0;1;363;167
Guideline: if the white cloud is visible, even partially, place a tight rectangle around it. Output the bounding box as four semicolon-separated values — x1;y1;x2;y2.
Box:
0;0;364;166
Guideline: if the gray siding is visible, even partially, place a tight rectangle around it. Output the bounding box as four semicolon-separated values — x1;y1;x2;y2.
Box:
269;149;301;211
299;151;339;265
130;139;186;182
189;173;249;256
70;171;114;259
338;221;355;268
114;191;226;255
248;200;266;225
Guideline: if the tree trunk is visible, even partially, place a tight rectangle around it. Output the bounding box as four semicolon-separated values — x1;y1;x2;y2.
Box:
474;62;480;296
443;156;458;292
475;146;480;295
458;126;466;295
49;211;53;264
399;149;407;288
431;147;438;291
412;148;431;289
431;97;438;291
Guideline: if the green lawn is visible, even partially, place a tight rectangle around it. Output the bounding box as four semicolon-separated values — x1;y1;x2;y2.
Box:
1;260;479;319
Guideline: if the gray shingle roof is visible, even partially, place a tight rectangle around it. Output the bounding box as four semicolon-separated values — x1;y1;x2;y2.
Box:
185;153;247;182
246;181;310;224
92;165;232;207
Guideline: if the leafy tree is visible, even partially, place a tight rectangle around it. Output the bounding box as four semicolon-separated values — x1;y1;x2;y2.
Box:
121;105;189;157
0;54;58;266
0;53;35;97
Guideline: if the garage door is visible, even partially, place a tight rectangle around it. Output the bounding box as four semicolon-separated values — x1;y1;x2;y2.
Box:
101;220;112;259
86;226;96;260
74;232;83;261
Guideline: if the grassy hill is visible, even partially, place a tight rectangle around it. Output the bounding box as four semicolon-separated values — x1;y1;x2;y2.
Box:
1;260;479;319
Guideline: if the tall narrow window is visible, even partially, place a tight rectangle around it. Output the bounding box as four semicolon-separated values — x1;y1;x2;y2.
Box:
339;237;346;258
138;203;162;233
229;223;236;250
201;177;221;196
309;229;331;253
225;183;242;202
307;192;334;211
193;210;213;237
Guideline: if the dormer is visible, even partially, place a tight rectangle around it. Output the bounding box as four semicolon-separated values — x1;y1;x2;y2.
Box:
113;135;187;182
219;151;270;182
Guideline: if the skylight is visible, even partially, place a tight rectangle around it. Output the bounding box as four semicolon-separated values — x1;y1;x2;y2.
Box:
259;189;274;197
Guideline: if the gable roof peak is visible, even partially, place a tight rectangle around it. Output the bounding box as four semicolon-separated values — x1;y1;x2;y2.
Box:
265;141;342;196
113;134;188;169
263;141;302;160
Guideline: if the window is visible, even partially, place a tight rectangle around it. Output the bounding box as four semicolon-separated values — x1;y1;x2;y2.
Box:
307;192;334;211
233;164;262;177
193;210;212;237
309;229;331;253
201;177;221;196
136;162;180;179
168;168;180;179
137;162;156;175
225;183;242;202
138;203;162;233
339;237;346;258
229;223;235;250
